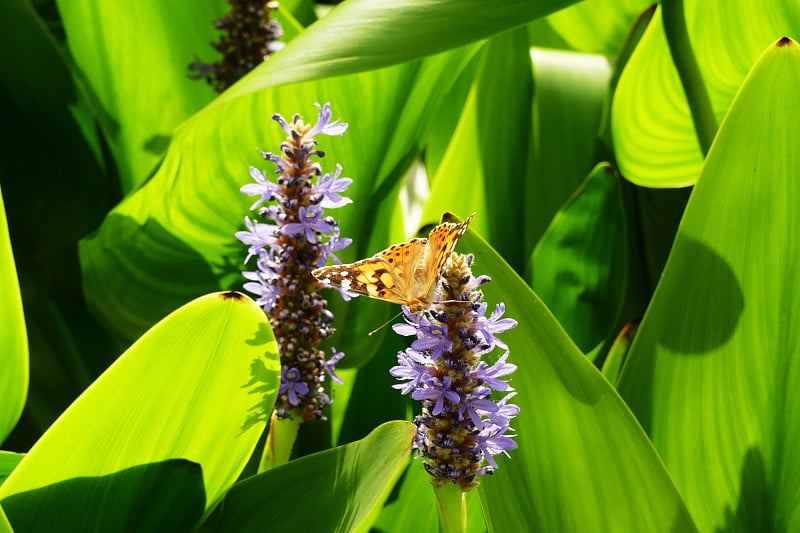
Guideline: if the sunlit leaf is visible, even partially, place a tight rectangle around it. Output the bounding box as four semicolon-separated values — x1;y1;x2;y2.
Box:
618;38;800;531
525;48;611;250
0;452;24;488
545;0;653;55
80;49;476;342
0;189;27;444
423;28;532;271
455;228;696;532
218;0;584;101
612;1;800;187
0;292;279;530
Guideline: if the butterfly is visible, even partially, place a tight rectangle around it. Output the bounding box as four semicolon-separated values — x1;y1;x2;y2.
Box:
312;213;474;314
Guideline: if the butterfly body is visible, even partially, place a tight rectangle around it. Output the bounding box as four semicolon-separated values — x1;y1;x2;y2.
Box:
313;214;473;314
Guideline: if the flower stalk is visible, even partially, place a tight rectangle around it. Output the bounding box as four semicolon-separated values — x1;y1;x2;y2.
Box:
236;103;351;467
189;0;285;93
391;252;519;491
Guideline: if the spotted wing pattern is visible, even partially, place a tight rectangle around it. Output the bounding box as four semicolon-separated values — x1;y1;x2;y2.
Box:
312;214;473;313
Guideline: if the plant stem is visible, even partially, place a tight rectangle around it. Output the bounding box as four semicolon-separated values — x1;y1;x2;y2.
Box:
259;410;300;472
661;0;717;155
434;483;467;533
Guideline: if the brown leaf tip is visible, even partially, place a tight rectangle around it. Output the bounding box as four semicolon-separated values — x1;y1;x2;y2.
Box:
220;291;244;301
777;36;793;47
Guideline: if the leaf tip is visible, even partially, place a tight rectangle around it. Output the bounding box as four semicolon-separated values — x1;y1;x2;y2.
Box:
220;291;245;301
777;36;794;48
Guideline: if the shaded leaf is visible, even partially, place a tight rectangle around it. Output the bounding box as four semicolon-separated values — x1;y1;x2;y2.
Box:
528;163;627;358
55;0;221;191
217;421;416;533
453;229;696;532
0;292;279;530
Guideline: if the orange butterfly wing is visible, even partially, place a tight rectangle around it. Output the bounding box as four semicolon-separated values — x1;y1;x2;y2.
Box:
312;213;473;313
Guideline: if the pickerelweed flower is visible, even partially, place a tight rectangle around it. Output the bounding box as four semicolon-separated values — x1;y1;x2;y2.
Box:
236;102;352;421
189;0;285;93
390;252;519;490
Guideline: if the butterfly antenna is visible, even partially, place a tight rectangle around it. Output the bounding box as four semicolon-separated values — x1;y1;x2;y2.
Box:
368;310;404;336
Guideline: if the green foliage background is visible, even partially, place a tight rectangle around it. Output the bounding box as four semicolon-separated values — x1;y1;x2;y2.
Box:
1;0;799;531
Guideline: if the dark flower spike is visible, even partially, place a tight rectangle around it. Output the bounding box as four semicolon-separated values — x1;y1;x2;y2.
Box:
188;0;285;93
389;250;519;491
237;103;351;421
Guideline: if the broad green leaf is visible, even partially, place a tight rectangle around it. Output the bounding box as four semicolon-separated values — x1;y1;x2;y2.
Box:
0;292;279;531
218;0;584;101
423;29;532;271
617;38;800;532
217;421;416;533
525;48;611;250
0;453;24;488
80;49;476;342
453;230;696;531
56;0;221;191
0;189;27;444
612;1;800;187
545;0;654;55
528;163;627;358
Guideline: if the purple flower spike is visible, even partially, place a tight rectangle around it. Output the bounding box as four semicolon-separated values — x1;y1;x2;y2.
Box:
237;103;351;421
389;250;518;490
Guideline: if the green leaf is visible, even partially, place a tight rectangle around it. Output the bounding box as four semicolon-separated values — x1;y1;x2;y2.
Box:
422;28;532;272
612;1;800;187
0;504;10;533
0;452;24;488
218;0;584;100
55;0;221;191
0;189;27;444
217;421;416;533
617;38;800;531
524;48;611;250
544;0;654;55
0;292;279;531
80;49;476;341
528;163;627;358
455;230;696;532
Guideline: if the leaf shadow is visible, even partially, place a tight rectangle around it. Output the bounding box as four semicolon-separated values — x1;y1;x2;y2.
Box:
1;459;205;532
240;321;280;433
715;447;772;533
